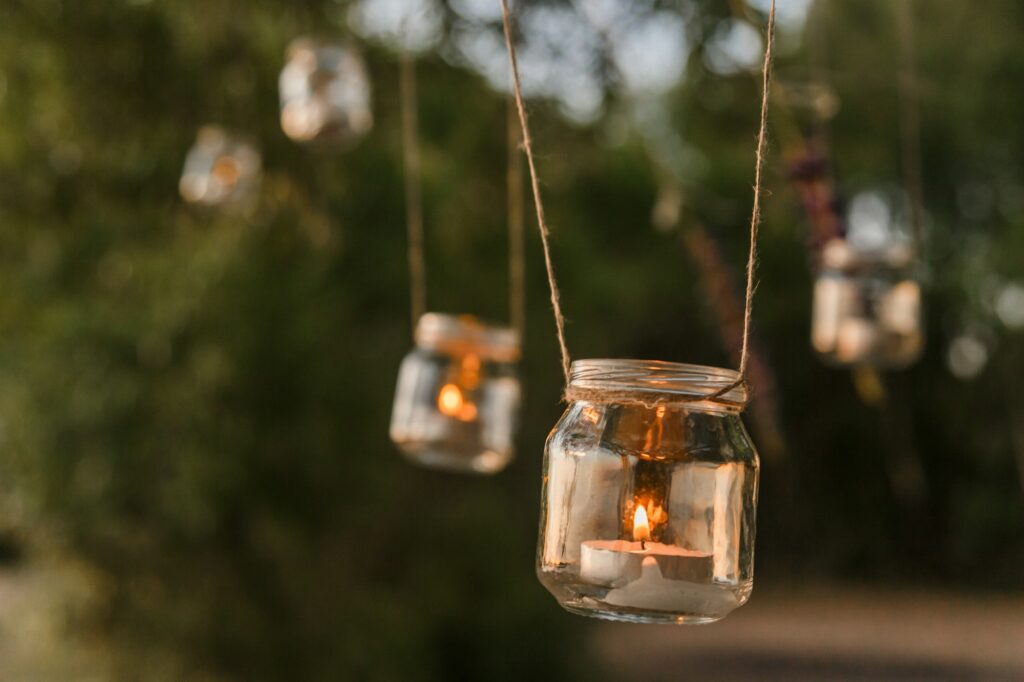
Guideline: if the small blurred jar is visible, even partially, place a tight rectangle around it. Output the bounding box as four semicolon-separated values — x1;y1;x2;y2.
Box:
390;314;521;474
537;360;759;624
279;38;373;146
811;238;923;368
179;126;261;208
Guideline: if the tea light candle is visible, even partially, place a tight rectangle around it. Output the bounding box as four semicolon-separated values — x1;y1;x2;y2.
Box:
580;506;713;586
603;556;739;615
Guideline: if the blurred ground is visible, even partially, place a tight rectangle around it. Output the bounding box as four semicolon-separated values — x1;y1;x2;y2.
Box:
2;561;1023;680
593;584;1024;682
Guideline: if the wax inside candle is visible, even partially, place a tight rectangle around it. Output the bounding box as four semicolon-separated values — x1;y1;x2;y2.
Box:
603;556;740;615
579;506;713;586
580;539;713;585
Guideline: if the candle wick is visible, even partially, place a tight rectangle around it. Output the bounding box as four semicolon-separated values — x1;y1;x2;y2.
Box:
640;539;646;551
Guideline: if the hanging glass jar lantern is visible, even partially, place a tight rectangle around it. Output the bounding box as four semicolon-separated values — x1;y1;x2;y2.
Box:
279;38;373;146
811;238;923;368
537;360;759;624
179;126;262;208
390;313;521;474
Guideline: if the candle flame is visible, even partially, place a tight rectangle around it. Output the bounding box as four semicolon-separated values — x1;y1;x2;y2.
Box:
632;505;651;543
438;383;464;416
437;354;483;421
438;383;477;422
211;156;240;188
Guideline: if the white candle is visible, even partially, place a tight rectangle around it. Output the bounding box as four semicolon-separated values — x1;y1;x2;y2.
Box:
579;506;713;587
580;539;713;585
603;556;739;615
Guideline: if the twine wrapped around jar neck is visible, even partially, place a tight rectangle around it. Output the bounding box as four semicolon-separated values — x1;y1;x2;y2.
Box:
416;313;520;363
562;359;748;412
499;0;776;409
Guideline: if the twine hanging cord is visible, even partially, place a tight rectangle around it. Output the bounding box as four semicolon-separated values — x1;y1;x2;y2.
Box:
399;50;528;338
500;0;776;409
499;0;572;383
897;0;925;252
400;52;427;332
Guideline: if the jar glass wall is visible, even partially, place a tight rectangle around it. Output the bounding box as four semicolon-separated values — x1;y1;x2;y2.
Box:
537;360;759;624
811;238;923;368
390;314;520;474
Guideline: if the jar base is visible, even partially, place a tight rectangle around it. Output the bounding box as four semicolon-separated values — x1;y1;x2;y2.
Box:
560;601;725;625
396;442;512;475
540;570;750;625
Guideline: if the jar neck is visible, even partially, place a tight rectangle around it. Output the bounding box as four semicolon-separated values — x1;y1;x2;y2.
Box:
415;313;520;363
565;359;746;414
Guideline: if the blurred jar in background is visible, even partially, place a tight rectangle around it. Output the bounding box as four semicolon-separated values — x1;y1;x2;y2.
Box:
811;238;923;368
538;360;759;624
179;126;262;208
279;38;373;146
390;314;520;474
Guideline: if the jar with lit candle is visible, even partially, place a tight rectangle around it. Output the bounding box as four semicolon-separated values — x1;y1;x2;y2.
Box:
279;38;373;146
179;126;262;208
537;360;759;624
390;314;521;474
811;238;923;368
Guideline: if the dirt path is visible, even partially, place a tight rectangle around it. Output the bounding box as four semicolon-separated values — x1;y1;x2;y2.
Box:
592;585;1024;681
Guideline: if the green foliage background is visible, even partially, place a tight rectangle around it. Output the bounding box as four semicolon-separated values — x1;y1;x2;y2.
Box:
0;0;1022;679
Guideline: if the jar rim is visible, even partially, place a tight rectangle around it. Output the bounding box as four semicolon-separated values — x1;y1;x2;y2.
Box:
567;358;746;408
415;313;520;361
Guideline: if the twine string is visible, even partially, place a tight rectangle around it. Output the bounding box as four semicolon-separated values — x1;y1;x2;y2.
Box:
897;0;925;252
400;52;427;333
711;0;777;401
499;0;572;383
400;49;531;338
500;0;774;406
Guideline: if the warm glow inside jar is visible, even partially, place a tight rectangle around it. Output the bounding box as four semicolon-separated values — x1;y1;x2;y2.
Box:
811;238;923;368
179;126;261;208
537;360;759;624
390;314;521;474
279;38;373;146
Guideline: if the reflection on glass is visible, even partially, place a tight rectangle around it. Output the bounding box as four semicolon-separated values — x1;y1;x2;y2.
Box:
279;38;373;146
390;314;520;474
811;238;923;368
537;360;760;624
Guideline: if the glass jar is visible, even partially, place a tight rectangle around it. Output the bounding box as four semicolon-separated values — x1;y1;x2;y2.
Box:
279;38;373;146
811;238;923;368
537;360;759;624
179;126;262;208
390;314;521;474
